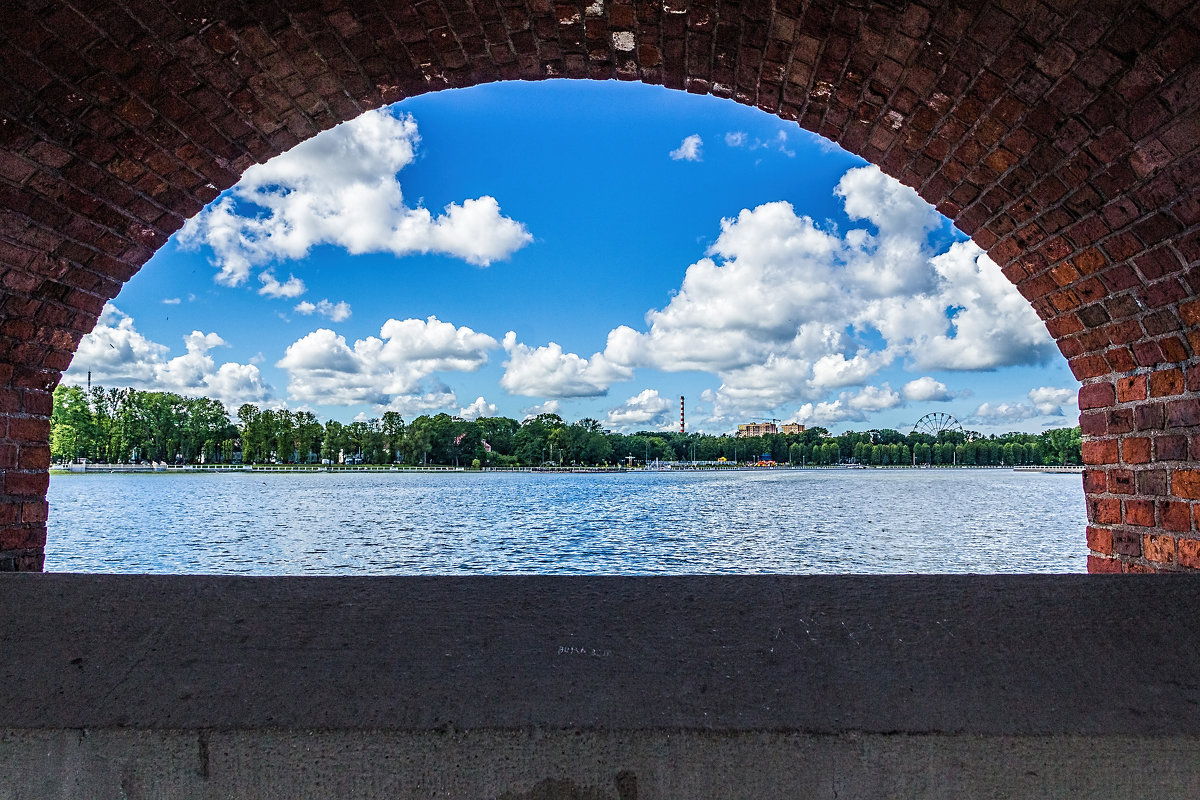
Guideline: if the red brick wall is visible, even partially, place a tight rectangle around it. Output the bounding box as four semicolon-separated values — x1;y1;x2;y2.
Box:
1;1;1197;571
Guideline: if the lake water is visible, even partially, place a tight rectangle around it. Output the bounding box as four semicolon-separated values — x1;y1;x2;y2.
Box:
45;469;1088;574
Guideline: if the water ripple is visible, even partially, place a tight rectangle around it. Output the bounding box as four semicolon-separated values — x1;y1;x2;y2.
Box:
46;469;1087;574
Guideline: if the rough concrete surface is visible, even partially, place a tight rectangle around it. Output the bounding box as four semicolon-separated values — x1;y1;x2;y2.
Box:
5;729;1200;800
2;574;1200;798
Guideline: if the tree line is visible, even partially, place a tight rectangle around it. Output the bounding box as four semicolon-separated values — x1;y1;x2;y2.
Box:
51;384;1083;468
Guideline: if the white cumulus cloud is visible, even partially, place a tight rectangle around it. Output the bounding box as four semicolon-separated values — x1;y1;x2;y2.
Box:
669;134;703;161
381;387;459;418
970;386;1078;424
846;384;902;412
65;305;274;408
811;350;895;389
294;299;352;322
459;396;497;420
258;271;306;298
500;332;632;398
178;108;533;290
902;376;954;402
788;386;902;429
1029;386;1077;416
276;316;497;406
604;389;675;432
970;401;1040;423
599;165;1058;424
725;129;794;156
792;399;867;427
520;400;561;421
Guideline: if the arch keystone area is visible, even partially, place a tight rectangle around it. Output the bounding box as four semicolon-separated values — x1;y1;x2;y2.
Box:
1;1;1198;572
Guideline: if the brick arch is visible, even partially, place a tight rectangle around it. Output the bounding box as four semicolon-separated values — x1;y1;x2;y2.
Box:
1;1;1197;572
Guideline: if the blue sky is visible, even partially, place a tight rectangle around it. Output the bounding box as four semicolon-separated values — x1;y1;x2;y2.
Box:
66;80;1080;435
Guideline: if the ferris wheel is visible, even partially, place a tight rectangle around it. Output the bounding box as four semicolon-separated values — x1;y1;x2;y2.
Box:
912;412;964;438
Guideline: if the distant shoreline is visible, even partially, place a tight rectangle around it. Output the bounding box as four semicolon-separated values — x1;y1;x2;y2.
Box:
51;463;1082;475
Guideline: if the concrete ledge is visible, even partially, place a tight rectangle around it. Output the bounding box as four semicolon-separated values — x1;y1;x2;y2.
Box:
6;729;1200;799
3;574;1200;797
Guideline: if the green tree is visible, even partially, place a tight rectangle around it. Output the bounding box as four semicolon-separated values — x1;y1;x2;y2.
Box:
514;414;564;465
51;384;92;462
380;412;406;462
1040;427;1082;466
473;416;518;462
322;420;349;463
294;411;324;463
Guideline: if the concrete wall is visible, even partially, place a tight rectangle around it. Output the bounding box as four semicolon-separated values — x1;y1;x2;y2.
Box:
3;574;1200;798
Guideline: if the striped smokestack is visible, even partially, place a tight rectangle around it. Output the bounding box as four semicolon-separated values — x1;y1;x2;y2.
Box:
680;396;685;435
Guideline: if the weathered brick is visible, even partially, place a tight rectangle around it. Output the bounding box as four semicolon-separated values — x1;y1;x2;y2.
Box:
1087;554;1123;573
1180;299;1200;327
1112;529;1143;557
1082;438;1119;465
1166;398;1200;428
1079;411;1107;436
1070;354;1112;380
1109;469;1136;494
1083;468;1107;493
1172;470;1200;500
1121;437;1152;464
5;416;50;443
1137;469;1168;497
1077;381;1115;409
1149;368;1185;397
1188;364;1200;393
1160;501;1193;532
1159;336;1188;364
1089;497;1121;524
1116;374;1146;403
0;525;44;550
1177;538;1200;569
1104;345;1138;371
1086;525;1113;554
1132;340;1165;367
1142;532;1176;562
1155;435;1188;461
19;500;47;523
1135;402;1166;431
1125;500;1156;527
17;445;50;471
1106;408;1134;434
21;390;52;417
4;471;50;496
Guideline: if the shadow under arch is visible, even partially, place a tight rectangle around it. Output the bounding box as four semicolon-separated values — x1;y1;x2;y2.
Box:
0;2;1197;573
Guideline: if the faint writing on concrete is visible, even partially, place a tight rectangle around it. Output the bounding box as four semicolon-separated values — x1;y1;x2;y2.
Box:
557;645;612;658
